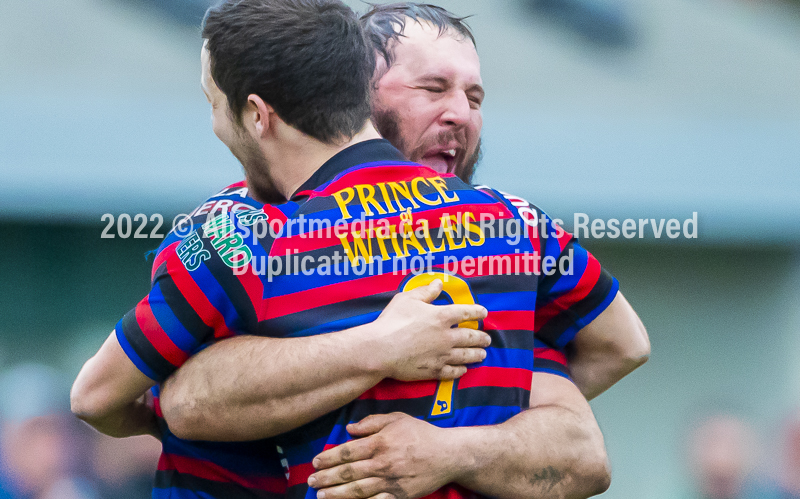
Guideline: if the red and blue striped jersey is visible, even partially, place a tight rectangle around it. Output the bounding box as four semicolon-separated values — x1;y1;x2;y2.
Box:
123;181;288;499
117;140;617;499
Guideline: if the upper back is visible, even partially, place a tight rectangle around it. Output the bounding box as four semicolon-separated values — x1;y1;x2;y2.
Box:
253;163;546;337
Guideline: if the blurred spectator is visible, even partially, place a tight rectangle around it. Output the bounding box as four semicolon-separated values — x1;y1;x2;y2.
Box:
682;413;780;499
776;411;800;499
0;363;98;499
92;433;160;499
0;362;161;499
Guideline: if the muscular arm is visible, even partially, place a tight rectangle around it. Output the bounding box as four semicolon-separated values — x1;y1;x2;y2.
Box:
310;373;610;499
308;292;645;498
160;281;490;441
71;332;159;439
452;373;609;498
568;292;650;400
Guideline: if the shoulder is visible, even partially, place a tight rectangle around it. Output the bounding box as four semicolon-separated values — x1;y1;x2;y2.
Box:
157;181;261;252
152;205;282;285
151;183;271;278
192;205;290;271
177;181;261;236
473;185;542;212
472;185;556;226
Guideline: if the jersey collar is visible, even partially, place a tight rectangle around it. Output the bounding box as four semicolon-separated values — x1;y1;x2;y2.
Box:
291;139;407;200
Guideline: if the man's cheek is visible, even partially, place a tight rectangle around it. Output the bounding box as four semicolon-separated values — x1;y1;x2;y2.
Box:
472;116;483;134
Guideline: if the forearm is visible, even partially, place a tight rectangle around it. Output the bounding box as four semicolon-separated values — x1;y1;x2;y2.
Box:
161;325;385;441
568;346;645;400
71;331;158;439
567;292;650;400
448;404;609;499
76;394;159;439
160;281;489;442
309;374;607;499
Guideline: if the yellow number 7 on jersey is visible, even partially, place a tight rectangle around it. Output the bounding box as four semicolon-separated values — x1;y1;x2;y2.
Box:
402;272;479;417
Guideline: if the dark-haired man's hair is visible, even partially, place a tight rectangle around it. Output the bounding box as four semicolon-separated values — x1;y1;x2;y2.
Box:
360;3;475;70
202;0;375;144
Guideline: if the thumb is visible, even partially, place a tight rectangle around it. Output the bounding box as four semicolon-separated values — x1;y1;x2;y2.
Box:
402;279;443;304
347;413;404;437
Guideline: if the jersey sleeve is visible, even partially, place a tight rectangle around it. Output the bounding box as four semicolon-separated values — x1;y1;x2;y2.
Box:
532;212;619;350
476;186;619;351
116;219;256;382
533;341;572;380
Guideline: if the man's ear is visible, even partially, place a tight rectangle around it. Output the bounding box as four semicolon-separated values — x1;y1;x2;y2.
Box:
244;94;274;138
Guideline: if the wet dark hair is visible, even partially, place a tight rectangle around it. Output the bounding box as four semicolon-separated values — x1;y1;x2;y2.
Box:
202;0;375;143
360;2;476;69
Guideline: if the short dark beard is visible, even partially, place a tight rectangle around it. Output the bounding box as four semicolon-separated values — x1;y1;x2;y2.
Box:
230;124;284;204
372;106;483;184
372;106;408;156
457;137;482;184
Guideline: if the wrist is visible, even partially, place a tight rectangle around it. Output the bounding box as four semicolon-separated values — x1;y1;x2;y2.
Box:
447;425;512;487
342;322;392;378
437;426;481;484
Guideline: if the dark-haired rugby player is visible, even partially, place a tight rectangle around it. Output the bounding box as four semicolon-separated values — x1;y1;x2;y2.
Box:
157;9;649;497
72;2;646;499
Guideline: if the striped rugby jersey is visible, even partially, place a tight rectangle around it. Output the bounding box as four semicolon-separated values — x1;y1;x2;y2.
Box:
129;182;289;499
117;139;617;499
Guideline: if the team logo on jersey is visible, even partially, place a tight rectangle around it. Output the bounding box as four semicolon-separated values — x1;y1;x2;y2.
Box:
495;190;539;228
237;209;269;227
176;231;211;271
202;214;254;270
332;175;460;220
337;211;485;266
398;208;414;237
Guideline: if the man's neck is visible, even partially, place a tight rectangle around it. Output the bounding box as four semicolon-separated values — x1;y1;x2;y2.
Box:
252;122;382;201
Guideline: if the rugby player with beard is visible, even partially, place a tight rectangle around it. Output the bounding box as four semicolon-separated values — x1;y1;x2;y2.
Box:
73;3;649;498
156;4;649;499
362;4;651;403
